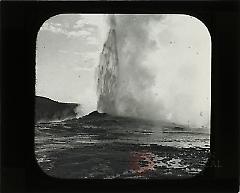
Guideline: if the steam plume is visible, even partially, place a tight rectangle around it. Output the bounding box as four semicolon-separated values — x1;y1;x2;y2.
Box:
97;14;210;129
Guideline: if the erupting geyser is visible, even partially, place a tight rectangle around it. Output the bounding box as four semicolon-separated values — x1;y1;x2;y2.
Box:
97;15;164;119
96;14;211;129
97;17;119;115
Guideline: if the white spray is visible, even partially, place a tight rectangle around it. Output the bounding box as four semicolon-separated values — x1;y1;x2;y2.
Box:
97;14;211;129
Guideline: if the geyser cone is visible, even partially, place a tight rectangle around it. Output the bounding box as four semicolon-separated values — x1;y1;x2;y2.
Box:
97;28;119;115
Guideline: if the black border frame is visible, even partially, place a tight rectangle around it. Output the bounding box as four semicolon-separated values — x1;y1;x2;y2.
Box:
1;1;239;193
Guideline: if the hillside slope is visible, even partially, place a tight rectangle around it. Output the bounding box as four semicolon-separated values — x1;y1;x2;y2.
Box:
35;96;79;123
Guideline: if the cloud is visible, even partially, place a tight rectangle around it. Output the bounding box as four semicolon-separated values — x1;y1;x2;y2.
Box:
73;20;85;29
73;15;110;45
41;22;65;33
55;23;62;27
73;15;106;29
66;30;91;38
40;18;103;48
40;21;92;39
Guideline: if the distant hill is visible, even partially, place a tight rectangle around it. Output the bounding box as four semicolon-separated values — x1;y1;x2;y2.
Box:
82;111;108;119
35;96;79;123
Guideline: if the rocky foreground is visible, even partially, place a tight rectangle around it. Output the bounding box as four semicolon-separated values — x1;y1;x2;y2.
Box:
35;111;210;179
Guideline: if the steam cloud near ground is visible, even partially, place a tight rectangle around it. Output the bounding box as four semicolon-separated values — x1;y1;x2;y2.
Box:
100;15;211;128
